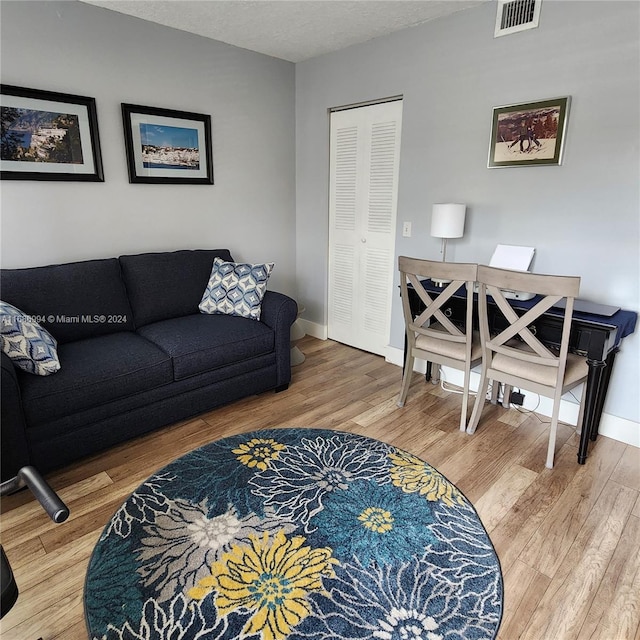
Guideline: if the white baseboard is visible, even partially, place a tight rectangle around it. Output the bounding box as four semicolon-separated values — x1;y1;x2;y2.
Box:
299;319;327;340
385;345;639;448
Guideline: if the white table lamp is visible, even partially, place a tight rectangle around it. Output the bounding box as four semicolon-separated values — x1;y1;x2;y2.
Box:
430;203;466;262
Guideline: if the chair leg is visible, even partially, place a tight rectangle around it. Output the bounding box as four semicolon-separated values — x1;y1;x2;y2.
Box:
490;382;499;405
467;371;489;434
460;369;471;432
575;385;587;436
502;384;512;409
546;391;564;469
397;352;415;408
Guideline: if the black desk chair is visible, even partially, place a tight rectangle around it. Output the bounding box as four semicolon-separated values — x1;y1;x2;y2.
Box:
1;466;69;635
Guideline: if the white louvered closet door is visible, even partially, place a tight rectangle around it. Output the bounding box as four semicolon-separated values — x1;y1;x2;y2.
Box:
328;100;403;356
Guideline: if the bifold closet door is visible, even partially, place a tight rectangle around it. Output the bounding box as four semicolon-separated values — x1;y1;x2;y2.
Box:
328;99;403;356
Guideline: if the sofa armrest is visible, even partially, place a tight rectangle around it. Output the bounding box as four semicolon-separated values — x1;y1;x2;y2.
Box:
260;291;298;388
1;352;31;482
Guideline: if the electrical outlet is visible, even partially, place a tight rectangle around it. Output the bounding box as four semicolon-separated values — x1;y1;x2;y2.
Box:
510;391;525;406
402;221;412;237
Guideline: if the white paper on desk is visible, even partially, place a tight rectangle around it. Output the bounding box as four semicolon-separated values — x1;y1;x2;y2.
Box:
489;244;535;272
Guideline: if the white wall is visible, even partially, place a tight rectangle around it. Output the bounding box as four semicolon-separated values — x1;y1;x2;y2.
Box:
0;0;297;296
295;1;640;424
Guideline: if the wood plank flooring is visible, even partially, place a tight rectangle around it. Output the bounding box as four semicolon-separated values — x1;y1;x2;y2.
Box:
1;336;638;639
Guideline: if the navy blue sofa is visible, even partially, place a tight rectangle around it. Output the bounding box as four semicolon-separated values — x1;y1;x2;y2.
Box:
0;249;297;482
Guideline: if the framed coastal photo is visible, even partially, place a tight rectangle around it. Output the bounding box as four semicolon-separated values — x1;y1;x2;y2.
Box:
121;103;213;184
0;85;104;181
488;96;570;168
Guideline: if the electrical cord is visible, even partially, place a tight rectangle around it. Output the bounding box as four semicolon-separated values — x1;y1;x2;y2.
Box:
437;374;582;428
437;375;546;418
437;368;495;400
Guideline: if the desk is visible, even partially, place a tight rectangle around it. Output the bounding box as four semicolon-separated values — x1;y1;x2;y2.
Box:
406;281;637;464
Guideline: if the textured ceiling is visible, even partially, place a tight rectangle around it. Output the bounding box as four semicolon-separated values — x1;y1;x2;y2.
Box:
81;0;485;62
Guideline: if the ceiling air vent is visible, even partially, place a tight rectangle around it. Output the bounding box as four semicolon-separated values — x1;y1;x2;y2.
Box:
495;0;541;37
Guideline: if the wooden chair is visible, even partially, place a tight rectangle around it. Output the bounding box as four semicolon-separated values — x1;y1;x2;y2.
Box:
467;265;589;468
398;257;481;431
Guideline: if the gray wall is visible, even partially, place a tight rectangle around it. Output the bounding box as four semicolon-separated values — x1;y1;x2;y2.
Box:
0;0;296;296
295;1;639;423
2;1;638;423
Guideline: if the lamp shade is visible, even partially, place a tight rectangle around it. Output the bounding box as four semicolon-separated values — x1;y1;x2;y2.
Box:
430;203;466;239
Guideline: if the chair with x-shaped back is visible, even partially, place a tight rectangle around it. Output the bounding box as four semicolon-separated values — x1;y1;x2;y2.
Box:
397;257;481;431
466;265;589;468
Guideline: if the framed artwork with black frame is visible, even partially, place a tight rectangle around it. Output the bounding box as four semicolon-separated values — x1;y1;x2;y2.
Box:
0;84;104;181
121;103;213;184
488;96;570;168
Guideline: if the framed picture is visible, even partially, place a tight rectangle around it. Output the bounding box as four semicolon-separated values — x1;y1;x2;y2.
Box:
1;84;104;181
488;96;570;168
121;103;213;184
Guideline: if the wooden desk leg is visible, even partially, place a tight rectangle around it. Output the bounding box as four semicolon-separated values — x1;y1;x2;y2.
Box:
590;349;618;442
578;359;607;464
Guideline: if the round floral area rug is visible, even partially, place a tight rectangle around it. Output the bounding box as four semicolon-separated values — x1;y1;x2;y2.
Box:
84;428;503;640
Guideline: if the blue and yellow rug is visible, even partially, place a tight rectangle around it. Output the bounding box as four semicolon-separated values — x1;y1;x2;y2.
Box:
85;428;503;639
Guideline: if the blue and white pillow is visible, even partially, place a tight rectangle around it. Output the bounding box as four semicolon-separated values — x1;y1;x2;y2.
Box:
199;258;274;320
0;301;61;375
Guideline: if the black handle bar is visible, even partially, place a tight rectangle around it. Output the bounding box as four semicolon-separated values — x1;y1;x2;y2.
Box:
0;466;69;523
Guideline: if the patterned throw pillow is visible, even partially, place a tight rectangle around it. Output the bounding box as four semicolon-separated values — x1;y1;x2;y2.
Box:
0;301;61;375
199;258;274;320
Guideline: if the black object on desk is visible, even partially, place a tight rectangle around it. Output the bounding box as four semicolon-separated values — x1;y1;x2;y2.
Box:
405;280;637;464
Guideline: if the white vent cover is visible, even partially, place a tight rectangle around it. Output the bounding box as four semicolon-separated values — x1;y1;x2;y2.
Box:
495;0;541;37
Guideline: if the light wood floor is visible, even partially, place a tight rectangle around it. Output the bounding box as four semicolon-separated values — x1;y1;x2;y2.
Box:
1;336;639;640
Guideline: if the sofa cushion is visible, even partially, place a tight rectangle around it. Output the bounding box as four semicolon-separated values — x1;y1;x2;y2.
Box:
0;301;61;375
19;332;172;425
138;313;274;380
119;249;233;328
199;258;274;320
0;258;134;344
